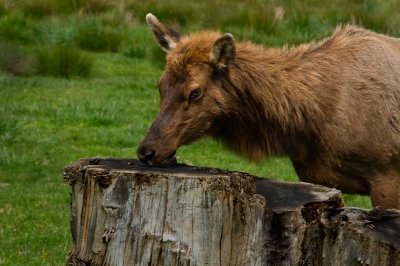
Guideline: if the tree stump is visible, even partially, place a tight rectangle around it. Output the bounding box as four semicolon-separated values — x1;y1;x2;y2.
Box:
322;208;400;265
64;158;400;266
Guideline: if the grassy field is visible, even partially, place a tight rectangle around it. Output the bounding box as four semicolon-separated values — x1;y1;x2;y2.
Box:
1;0;399;264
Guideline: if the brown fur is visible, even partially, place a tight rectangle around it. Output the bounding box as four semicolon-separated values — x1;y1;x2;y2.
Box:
138;15;400;209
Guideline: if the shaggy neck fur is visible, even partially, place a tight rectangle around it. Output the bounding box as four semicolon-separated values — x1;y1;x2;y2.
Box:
211;40;339;162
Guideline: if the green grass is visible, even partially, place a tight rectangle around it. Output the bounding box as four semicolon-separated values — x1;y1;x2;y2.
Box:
0;54;161;265
2;0;398;264
35;45;93;78
0;42;36;76
74;17;125;52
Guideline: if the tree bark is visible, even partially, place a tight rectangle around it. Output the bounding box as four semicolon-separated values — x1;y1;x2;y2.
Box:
64;158;400;266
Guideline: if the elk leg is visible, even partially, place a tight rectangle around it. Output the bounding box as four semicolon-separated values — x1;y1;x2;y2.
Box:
369;169;400;210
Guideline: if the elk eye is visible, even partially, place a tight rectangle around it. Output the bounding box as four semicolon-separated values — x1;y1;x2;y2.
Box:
189;88;202;101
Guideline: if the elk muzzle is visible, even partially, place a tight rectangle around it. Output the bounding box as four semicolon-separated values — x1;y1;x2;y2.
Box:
137;132;178;165
136;145;156;164
137;142;177;165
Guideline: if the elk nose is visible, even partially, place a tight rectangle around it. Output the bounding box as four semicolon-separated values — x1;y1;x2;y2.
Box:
137;145;155;164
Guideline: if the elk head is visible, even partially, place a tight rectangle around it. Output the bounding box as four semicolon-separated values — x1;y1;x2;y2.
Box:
137;14;236;164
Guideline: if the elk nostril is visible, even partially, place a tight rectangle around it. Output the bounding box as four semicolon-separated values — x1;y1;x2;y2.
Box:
137;146;155;164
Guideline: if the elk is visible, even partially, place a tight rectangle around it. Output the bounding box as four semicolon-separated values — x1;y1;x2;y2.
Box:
137;14;400;209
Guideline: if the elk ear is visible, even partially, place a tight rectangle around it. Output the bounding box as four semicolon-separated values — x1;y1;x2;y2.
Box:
146;13;181;53
210;33;236;70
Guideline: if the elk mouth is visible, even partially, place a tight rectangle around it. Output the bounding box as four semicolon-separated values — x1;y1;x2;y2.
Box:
137;144;177;166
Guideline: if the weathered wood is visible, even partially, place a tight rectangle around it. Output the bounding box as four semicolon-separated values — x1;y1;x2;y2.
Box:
64;158;268;265
322;208;400;266
64;158;400;266
255;178;343;265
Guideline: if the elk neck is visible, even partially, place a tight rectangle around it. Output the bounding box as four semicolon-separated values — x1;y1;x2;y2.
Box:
210;41;338;161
